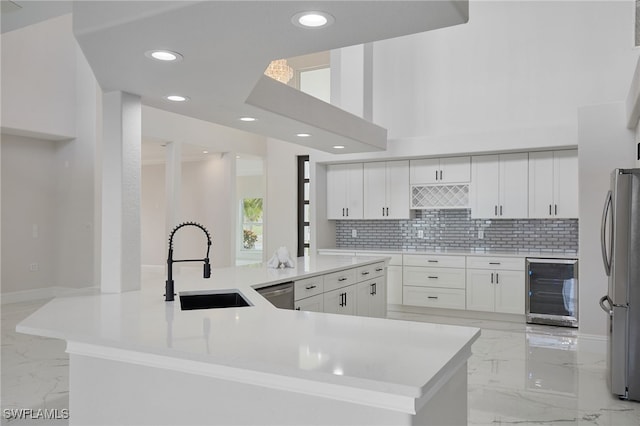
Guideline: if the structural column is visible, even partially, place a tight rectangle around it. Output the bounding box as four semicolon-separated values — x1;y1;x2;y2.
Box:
101;91;141;293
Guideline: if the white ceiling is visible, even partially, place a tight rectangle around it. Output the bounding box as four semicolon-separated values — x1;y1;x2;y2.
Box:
3;1;470;154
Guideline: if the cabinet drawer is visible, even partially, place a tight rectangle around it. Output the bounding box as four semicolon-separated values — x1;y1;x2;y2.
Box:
294;294;324;312
324;268;357;292
294;276;324;301
466;256;524;271
356;262;386;281
403;254;465;268
403;266;465;289
403;286;466;310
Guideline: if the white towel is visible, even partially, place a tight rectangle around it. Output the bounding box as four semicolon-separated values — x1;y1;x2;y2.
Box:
267;246;295;269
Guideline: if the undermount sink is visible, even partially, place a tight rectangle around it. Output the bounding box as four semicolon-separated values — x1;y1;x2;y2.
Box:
179;290;251;310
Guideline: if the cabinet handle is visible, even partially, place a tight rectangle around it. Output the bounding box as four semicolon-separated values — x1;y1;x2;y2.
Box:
361;271;370;276
555;204;558;215
549;204;552;216
386;207;389;216
428;276;439;279
495;205;498;216
373;283;377;295
439;170;443;180
500;205;503;216
346;208;349;217
338;277;348;282
344;293;348;306
489;262;501;265
305;285;317;290
428;296;438;300
370;283;376;295
339;293;345;307
435;170;438;181
296;307;301;311
342;208;345;217
491;273;494;284
382;207;385;216
496;273;500;284
427;260;438;263
375;268;384;272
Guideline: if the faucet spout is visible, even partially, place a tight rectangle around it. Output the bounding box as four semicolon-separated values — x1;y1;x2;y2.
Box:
165;222;212;302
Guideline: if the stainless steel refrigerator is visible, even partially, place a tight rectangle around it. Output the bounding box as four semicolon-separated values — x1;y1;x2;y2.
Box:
599;168;640;402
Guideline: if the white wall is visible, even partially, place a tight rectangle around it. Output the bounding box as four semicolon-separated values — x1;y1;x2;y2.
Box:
1;136;58;293
1;15;100;296
577;102;635;338
1;15;76;140
322;0;637;164
141;163;166;265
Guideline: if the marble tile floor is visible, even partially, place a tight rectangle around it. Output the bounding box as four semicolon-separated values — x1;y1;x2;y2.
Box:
1;300;639;426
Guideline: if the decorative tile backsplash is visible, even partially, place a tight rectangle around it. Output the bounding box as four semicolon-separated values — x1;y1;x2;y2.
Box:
335;209;578;252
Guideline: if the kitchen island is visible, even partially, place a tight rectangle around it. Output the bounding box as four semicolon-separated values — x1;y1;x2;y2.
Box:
17;255;480;425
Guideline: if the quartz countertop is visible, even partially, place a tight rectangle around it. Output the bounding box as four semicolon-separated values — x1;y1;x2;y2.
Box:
17;255;480;412
319;248;579;259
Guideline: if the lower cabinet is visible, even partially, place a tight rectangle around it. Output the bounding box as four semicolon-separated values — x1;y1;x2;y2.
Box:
402;286;466;310
402;254;467;310
324;285;357;315
293;261;387;318
356;277;386;317
466;269;525;315
295;294;324;312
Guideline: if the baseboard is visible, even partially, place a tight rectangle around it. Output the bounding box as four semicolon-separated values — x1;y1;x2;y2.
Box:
1;286;100;304
389;304;525;323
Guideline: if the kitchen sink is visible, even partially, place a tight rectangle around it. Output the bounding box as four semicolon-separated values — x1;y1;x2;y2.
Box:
179;290;251;310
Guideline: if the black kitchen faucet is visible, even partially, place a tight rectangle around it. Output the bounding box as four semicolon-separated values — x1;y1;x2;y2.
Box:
165;222;212;301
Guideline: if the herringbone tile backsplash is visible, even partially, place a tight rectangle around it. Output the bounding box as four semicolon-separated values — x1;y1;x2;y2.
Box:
335;209;578;252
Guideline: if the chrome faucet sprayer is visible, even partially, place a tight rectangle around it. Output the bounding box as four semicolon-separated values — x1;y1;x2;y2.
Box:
165;222;212;302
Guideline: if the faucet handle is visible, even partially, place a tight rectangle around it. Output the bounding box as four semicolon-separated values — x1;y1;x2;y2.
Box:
203;259;211;279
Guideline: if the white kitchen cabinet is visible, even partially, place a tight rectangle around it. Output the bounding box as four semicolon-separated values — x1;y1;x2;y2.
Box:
529;150;578;219
471;153;528;218
387;265;403;304
364;161;410;219
402;254;467;311
324;285;357;315
294;294;324;312
326;163;363;220
466;256;525;315
356;277;386;318
410;157;470;184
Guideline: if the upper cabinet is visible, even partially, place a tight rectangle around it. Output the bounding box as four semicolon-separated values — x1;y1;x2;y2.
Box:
327;163;363;220
528;150;578;219
471;153;529;218
410;157;470;184
364;161;410;219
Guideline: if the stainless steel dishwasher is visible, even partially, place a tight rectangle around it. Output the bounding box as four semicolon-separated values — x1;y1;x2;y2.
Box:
256;282;294;309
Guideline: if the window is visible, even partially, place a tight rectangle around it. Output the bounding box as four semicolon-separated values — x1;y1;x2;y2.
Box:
297;156;310;256
241;198;263;251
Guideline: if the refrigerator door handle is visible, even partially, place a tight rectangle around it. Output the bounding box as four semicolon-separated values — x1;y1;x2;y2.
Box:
599;295;613;315
601;190;613;276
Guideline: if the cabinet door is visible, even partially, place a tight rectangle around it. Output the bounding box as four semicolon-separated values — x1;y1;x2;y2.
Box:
440;156;470;183
471;155;500;218
410;158;439;184
499;153;528;218
345;164;363;219
363;162;387;219
356;280;375;317
528;151;555;218
494;270;525;314
553;150;578;218
371;276;387;318
387;265;403;305
466;269;495;312
295;294;324;313
323;286;356;315
326;164;347;219
385;160;410;219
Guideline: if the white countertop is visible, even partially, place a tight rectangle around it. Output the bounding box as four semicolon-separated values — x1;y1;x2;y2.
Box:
17;255;480;413
319;248;579;259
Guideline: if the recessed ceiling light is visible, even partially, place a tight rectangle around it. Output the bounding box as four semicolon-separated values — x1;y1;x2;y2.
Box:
333;145;345;149
236;155;241;159
239;117;256;122
296;133;311;138
166;95;189;102
292;11;334;29
203;150;209;154
145;50;183;62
